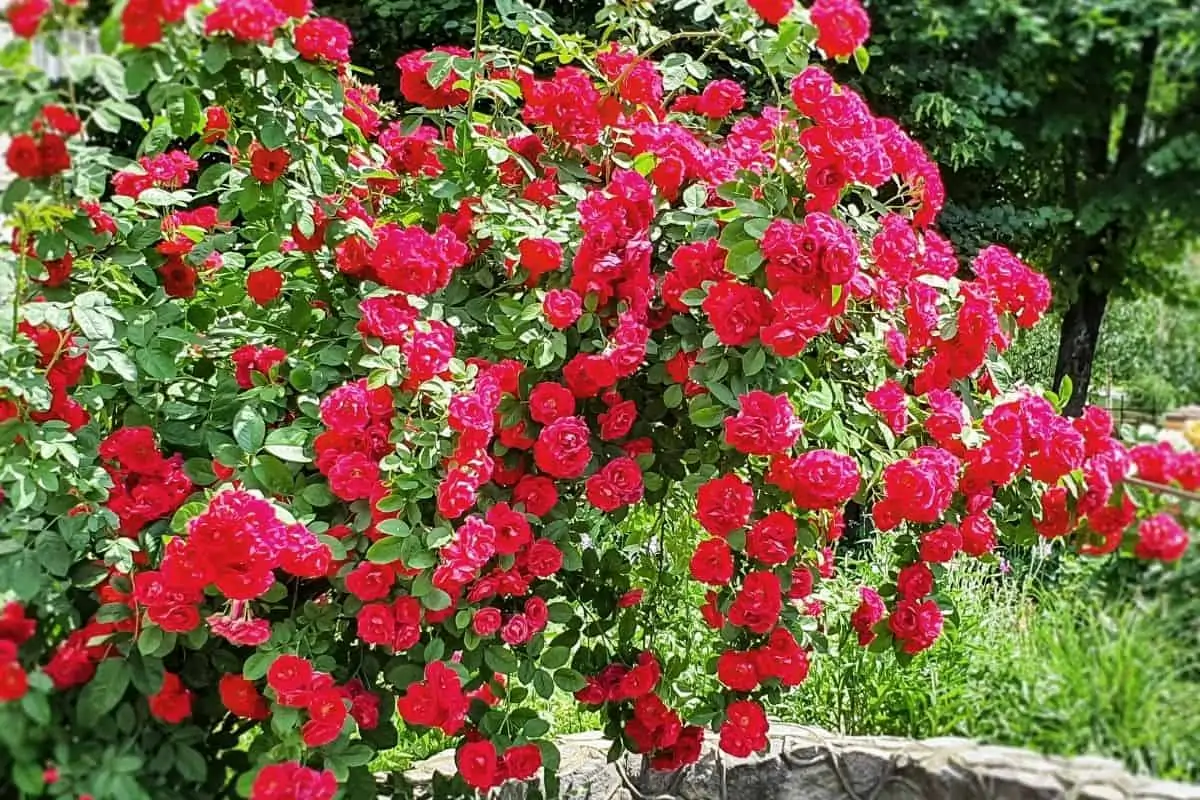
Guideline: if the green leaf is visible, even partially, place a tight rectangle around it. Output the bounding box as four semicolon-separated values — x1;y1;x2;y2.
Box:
233;406;266;452
553;668;588;692
137;625;164;656
366;537;403;564
688;401;725;428
422;588;452;612
854;45;870;73
34;531;72;576
78;659;130;726
203;41;230;73
484;646;519;674
93;55;129;100
175;744;208;782
540;646;570;670
253;454;293;495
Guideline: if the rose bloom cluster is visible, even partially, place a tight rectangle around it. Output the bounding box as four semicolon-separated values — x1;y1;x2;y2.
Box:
2;0;1195;796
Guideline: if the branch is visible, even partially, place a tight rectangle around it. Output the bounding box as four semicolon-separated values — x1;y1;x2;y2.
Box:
1125;476;1200;504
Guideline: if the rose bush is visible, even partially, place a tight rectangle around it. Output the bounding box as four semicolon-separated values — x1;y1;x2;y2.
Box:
0;0;1195;797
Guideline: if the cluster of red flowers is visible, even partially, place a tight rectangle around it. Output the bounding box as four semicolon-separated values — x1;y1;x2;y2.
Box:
11;320;89;429
232;344;287;388
314;380;394;501
0;603;36;703
152;490;330;628
263;654;378;746
4;104;79;181
575;654;703;771
99;427;193;535
113;150;199;199
250;761;337;800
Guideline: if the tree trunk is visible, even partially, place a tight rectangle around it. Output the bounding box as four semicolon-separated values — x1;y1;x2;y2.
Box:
1053;282;1110;417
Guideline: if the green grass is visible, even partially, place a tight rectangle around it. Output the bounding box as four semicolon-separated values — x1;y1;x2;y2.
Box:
779;549;1200;781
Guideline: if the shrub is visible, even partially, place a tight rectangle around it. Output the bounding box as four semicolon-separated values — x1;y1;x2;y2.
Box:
0;0;1195;799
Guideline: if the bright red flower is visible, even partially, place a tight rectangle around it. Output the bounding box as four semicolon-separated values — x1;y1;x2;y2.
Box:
457;739;499;791
533;416;592;479
219;674;269;720
248;143;291;183
810;0;871;58
689;537;734;585
695;473;754;537
246;268;284;305
719;700;769;757
727;571;782;634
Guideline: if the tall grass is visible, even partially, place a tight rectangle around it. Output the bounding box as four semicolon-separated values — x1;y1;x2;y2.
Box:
780;545;1200;781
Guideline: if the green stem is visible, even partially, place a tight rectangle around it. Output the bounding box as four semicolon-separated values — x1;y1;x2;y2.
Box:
464;0;487;149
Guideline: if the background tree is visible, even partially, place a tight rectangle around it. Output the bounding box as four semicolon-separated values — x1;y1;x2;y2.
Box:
856;0;1200;414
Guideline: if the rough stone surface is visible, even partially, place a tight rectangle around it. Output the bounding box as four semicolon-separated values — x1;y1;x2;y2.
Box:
400;724;1200;799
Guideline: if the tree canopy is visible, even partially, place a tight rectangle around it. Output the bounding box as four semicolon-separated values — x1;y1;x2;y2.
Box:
857;0;1200;412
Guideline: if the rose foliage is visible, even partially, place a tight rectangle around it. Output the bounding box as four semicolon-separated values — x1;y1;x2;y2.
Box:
0;0;1194;798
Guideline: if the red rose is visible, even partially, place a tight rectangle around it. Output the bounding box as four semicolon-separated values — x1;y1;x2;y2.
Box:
890;599;944;655
528;382;575;425
701;590;724;629
533;415;592;478
618;588;644;608
695;473;754;537
457;739;499;791
615;652;660;699
960;513;997;556
148;672;192;724
727;571;782;634
747;0;793;25
543;289;582;329
695;79;745;118
702;280;770;346
345;562;395;601
689;537;734;585
249;143;291;183
745;511;796;566
502;743;543;781
0;662;28;702
472;607;502;636
755;627;809;686
5;134;42;180
810;0;870;58
585;456;644;512
513;475;558;517
524;538;563;578
719;699;769;757
598;399;637;441
787;449;860;509
501;613;534;645
518;237;563;285
294;17;352;64
919;524;962;564
1134;513;1189;562
724;390;802;455
866;379;909;435
850;587;885;646
716;650;759;691
204;106;230;143
219;674;269;720
356;604;396;647
896;562;934;599
267;654;314;707
486;502;533;555
6;0;49;38
563;353;617;398
246;267;284;305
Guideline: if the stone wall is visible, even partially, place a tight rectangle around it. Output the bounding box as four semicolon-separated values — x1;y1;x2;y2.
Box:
400;724;1200;800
